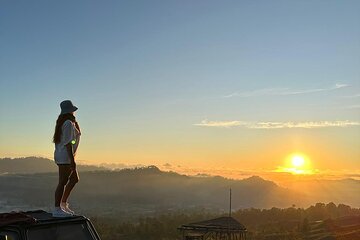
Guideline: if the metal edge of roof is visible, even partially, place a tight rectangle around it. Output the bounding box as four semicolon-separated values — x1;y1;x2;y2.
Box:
0;210;88;228
184;217;246;229
179;224;247;231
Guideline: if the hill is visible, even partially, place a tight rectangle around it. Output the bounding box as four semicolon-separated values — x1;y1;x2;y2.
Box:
281;178;360;208
0;157;359;215
0;157;107;174
0;166;306;217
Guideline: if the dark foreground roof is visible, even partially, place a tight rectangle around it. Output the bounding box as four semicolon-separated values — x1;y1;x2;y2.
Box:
0;210;85;227
179;216;247;231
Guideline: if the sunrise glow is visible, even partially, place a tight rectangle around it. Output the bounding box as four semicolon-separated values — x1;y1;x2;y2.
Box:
276;153;314;175
0;1;359;189
291;155;305;167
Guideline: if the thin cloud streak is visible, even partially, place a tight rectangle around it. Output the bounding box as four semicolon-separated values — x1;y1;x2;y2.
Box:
194;120;360;129
345;105;360;109
159;164;360;181
223;83;349;98
341;93;360;98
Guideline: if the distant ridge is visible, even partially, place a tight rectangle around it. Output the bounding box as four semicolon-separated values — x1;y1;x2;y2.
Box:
0;165;305;211
1;157;359;208
0;157;107;174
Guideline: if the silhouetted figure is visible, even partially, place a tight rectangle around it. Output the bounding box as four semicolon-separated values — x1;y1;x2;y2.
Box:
52;100;81;217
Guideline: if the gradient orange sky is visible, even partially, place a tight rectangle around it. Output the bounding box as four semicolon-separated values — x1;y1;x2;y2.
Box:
1;1;359;178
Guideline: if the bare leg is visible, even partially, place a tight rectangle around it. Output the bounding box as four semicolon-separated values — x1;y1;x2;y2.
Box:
61;169;79;204
55;165;71;207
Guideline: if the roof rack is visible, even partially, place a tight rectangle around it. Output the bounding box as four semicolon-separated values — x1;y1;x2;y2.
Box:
0;210;83;227
0;211;36;227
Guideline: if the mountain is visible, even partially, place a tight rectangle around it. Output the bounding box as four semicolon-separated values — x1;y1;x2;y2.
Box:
0;166;306;217
0;157;107;174
0;157;358;217
281;178;360;208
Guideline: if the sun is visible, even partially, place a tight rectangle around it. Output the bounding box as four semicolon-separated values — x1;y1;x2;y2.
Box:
291;155;305;167
277;153;314;175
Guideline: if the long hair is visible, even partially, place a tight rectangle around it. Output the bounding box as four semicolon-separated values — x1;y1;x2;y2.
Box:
53;113;81;144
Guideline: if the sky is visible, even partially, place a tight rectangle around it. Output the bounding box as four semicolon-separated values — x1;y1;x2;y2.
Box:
1;0;359;178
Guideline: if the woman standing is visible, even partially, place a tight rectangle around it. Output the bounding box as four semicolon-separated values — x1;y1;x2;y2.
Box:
52;100;81;217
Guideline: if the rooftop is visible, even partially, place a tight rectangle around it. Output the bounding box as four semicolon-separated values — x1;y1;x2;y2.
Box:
179;216;247;231
0;210;85;227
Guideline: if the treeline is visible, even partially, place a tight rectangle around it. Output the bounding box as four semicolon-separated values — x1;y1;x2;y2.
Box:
91;208;216;240
233;202;360;239
234;202;358;228
90;202;360;240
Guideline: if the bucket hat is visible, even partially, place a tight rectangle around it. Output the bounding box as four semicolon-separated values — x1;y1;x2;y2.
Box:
60;100;78;115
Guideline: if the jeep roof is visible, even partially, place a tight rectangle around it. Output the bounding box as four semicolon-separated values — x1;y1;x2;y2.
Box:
0;210;100;240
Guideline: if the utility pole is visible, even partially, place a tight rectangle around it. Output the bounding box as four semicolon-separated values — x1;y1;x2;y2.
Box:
229;188;232;217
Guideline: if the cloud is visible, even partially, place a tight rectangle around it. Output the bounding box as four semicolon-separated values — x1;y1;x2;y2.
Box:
194;120;360;129
157;164;360;182
345;105;360;109
194;120;247;128
223;83;349;98
342;93;360;99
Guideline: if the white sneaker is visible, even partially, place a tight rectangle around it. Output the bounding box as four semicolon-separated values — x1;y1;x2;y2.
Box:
61;202;75;215
52;207;73;218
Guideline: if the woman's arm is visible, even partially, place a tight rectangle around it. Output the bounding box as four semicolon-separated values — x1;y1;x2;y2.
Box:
65;142;76;170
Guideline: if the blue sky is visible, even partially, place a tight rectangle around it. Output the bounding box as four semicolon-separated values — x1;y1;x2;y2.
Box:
0;1;359;171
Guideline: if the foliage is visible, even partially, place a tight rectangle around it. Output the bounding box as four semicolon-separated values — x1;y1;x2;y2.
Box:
90;203;360;240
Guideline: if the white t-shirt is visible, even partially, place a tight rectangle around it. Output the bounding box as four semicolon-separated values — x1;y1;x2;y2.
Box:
54;120;81;164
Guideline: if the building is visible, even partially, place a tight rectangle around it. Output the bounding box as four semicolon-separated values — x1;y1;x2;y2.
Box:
178;216;247;240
